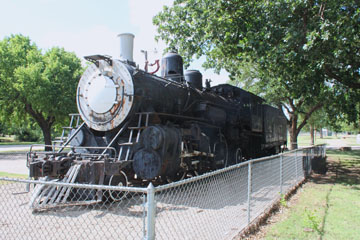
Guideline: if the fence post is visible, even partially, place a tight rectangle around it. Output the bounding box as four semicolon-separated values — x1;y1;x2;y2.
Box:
280;154;283;194
310;148;313;173
142;195;146;238
146;183;156;240
306;149;310;176
247;161;252;224
295;150;298;182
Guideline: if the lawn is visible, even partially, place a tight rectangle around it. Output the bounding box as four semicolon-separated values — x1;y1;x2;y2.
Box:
0;136;41;145
263;150;360;239
0;172;27;178
296;134;360;147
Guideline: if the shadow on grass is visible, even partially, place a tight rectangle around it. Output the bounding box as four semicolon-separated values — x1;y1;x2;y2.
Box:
310;150;360;239
318;183;334;239
327;150;360;186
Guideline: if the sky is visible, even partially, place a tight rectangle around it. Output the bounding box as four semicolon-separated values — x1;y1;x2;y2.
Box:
0;0;228;85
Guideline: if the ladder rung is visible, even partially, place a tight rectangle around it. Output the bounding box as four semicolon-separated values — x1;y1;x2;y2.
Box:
118;142;134;146
62;127;73;129
128;126;147;130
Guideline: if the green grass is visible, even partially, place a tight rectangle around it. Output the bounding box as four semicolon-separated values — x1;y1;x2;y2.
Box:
295;134;360;147
0;172;27;178
0;141;41;145
264;150;360;240
0;136;41;145
0;172;28;185
296;134;328;146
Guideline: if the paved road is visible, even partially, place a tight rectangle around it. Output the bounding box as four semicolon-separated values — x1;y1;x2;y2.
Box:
0;145;43;152
0;145;43;175
0;153;28;175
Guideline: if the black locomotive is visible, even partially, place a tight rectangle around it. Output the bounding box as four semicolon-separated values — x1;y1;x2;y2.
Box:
29;51;287;200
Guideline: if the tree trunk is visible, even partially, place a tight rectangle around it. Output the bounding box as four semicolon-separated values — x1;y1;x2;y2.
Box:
283;101;323;150
289;116;298;150
40;124;53;151
289;131;298;150
319;128;323;139
310;124;315;145
24;103;54;151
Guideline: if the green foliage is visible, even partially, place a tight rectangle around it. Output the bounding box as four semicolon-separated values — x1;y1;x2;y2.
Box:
279;193;287;208
5;119;42;142
13;126;42;142
301;108;329;132
154;0;360;148
304;208;323;234
0;122;6;135
155;0;359;90
0;34;83;145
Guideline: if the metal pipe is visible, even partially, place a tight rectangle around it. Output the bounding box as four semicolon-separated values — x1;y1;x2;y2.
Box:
247;162;252;224
295;150;298;182
142;195;146;238
0;177;147;193
146;183;156;240
280;154;283;194
98;121;130;159
58;123;85;153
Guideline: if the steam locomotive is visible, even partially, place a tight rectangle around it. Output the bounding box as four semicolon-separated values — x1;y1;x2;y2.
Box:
28;34;287;201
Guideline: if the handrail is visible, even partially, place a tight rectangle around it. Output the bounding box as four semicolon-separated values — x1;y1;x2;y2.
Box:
97;121;130;160
57;123;85;153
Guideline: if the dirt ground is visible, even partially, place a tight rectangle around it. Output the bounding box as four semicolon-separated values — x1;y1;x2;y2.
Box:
0;151;323;240
0;153;300;240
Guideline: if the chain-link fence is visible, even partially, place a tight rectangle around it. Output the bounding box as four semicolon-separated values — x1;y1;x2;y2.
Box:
0;145;325;240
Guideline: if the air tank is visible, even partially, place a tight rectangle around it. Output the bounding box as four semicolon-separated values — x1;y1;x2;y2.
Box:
161;52;184;82
185;70;203;90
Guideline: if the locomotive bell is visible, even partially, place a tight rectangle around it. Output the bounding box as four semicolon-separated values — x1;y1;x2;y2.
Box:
161;52;184;82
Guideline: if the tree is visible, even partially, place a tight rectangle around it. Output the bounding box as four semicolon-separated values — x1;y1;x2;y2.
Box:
154;0;360;149
300;108;329;144
0;34;83;150
233;61;329;149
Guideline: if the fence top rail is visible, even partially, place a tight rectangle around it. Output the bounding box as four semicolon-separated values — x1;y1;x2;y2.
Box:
155;154;284;192
1;145;325;194
0;177;148;193
154;145;326;192
298;144;326;151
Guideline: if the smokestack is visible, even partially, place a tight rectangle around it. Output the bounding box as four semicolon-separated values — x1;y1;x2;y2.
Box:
117;33;135;62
